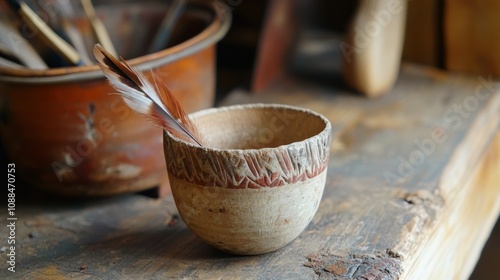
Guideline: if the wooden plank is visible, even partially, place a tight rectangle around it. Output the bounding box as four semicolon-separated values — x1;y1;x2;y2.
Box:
1;64;499;279
445;0;500;76
404;132;500;279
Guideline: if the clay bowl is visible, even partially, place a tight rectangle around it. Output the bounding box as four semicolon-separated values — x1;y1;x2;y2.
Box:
0;1;230;196
164;104;332;255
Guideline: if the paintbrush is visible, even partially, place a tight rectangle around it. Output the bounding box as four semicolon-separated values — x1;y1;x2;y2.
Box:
148;0;187;53
0;16;47;69
81;0;117;57
0;56;25;69
7;0;84;66
59;19;92;65
93;44;203;146
0;43;23;64
32;0;82;67
57;1;92;65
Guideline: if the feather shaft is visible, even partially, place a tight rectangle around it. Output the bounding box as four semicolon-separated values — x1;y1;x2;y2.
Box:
93;44;203;146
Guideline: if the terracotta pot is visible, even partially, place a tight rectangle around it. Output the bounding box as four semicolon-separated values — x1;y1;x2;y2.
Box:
0;1;231;196
164;104;332;255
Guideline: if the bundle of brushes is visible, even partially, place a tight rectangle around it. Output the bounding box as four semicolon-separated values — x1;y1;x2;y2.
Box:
1;0;184;69
93;44;204;146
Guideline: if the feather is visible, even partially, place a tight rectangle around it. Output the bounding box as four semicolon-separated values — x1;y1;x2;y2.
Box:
92;44;204;146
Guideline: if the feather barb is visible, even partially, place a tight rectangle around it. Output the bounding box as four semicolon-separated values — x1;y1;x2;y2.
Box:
93;44;204;146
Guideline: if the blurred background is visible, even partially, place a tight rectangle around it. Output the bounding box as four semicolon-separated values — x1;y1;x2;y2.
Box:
216;1;498;278
0;0;498;278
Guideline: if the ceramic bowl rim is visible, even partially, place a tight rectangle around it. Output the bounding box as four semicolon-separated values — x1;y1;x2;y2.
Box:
163;103;332;154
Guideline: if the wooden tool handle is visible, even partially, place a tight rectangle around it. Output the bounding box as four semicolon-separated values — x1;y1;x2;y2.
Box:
81;0;117;57
342;0;408;97
0;17;47;69
18;1;83;66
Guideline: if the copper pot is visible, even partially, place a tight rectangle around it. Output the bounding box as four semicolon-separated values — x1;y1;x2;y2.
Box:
0;1;231;196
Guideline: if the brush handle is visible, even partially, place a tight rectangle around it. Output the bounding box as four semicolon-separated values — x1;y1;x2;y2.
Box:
0;43;20;62
148;0;187;53
57;0;93;65
14;1;83;66
81;0;117;57
61;19;92;65
0;16;47;69
0;56;25;68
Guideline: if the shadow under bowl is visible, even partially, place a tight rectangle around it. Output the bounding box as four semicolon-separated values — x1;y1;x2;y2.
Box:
163;104;332;255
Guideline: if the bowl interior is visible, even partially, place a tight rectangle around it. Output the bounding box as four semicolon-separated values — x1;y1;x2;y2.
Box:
193;106;327;149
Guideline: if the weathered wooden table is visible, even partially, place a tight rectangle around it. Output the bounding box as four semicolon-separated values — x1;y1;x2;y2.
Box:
1;64;499;279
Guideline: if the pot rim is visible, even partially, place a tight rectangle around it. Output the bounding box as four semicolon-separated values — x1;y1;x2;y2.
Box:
0;1;231;84
164;103;333;153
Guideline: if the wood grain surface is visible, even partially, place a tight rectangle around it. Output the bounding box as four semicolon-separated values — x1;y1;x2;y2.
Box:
1;64;499;279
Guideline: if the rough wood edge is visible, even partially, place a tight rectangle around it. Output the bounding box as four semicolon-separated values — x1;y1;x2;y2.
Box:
403;132;500;279
440;85;500;199
304;252;403;279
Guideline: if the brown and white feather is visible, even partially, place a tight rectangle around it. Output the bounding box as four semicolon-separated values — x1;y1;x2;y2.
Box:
93;44;204;146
